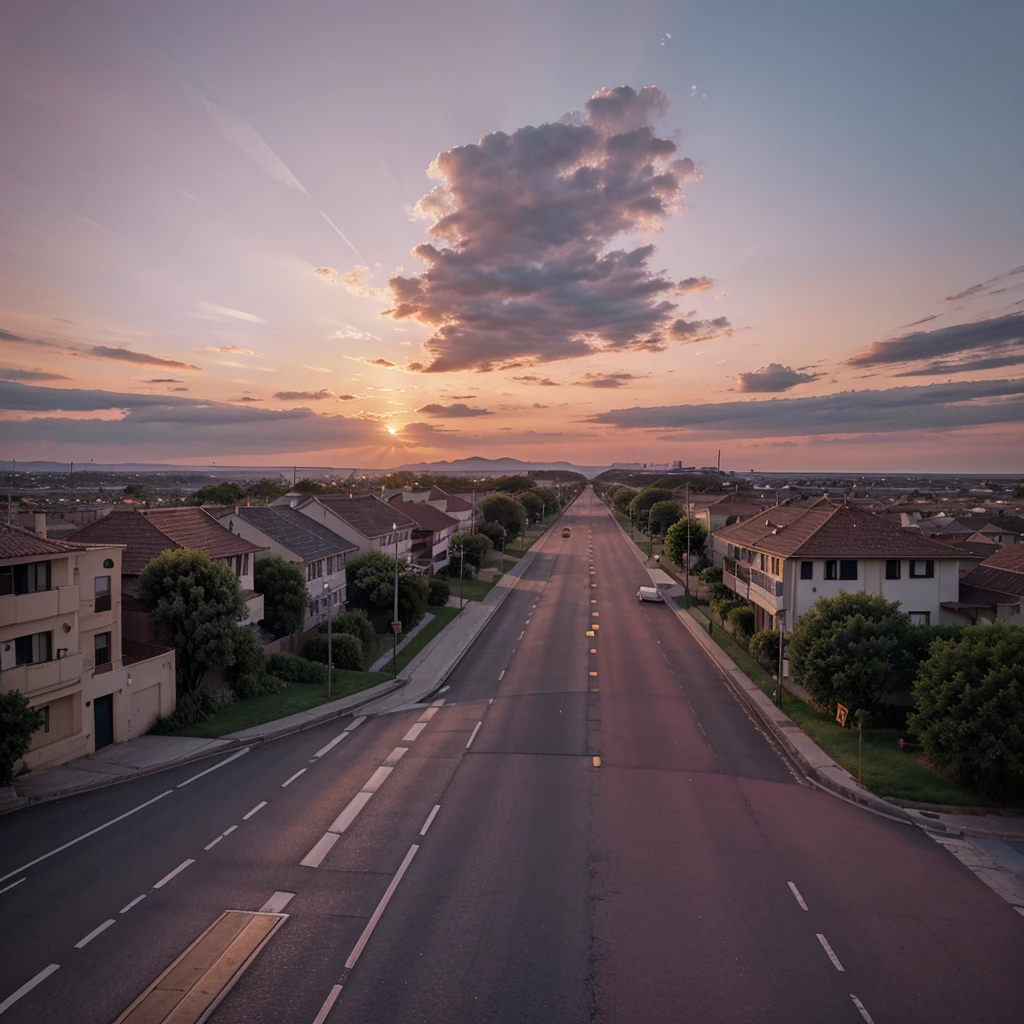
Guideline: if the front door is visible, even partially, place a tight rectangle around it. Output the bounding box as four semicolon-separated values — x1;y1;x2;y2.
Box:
94;694;114;750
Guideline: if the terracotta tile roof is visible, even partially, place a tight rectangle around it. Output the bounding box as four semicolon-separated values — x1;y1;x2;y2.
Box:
390;496;459;532
976;543;1024;575
428;487;474;512
227;506;356;561
960;565;1024;602
715;500;961;559
140;508;264;560
315;494;417;538
0;522;91;560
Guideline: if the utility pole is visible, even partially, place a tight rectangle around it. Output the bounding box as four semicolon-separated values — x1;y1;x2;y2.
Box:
685;480;691;600
323;581;333;699
648;508;653;563
459;542;465;609
392;524;401;678
776;610;785;708
7;459;13;525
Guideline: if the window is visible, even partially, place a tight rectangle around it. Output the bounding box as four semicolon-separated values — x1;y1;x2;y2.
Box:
40;706;50;733
760;553;767;571
771;556;781;576
885;560;901;580
15;631;52;666
327;556;334;574
0;560;51;596
94;631;112;667
94;575;112;613
910;560;935;579
839;560;858;581
909;611;931;626
825;560;838;580
800;561;813;580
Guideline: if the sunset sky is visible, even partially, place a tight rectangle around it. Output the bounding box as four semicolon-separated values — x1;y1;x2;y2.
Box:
2;0;1022;471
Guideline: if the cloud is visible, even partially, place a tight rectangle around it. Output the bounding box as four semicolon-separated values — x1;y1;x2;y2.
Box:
0;328;57;348
199;95;308;196
415;402;493;418
315;266;380;297
142;378;184;384
207;345;260;356
846;312;1024;375
668;316;733;345
273;389;343;401
942;265;1024;302
170;387;189;392
735;363;822;392
591;378;1024;437
576;371;643;389
231;396;261;402
382;86;713;372
447;394;477;399
511;375;559;387
0;367;69;382
367;358;395;367
303;365;333;373
329;325;380;341
533;402;549;409
900;314;941;328
677;276;716;293
89;346;202;370
196;302;265;324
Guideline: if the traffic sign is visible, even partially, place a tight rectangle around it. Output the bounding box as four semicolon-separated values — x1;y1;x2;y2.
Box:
835;702;849;727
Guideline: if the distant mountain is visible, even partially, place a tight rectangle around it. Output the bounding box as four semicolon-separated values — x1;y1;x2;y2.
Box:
394;456;608;479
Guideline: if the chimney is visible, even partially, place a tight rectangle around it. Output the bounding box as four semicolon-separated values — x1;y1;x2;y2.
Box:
33;511;47;538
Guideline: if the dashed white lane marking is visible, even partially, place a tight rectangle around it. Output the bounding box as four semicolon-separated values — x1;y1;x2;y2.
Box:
850;994;875;1023
259;891;295;914
119;895;146;914
223;825;237;836
466;722;483;750
361;766;394;794
382;747;408;767
282;769;306;788
300;833;340;868
74;918;115;949
816;933;845;972
431;698;445;707
153;859;194;890
498;669;505;680
345;844;419;970
176;747;249;788
787;881;809;911
488;697;494;705
420;804;441;836
0;879;25;896
0;790;173;886
243;801;267;820
328;791;374;835
313;732;348;760
403;722;427;742
517;631;525;640
0;964;60;1015
418;706;439;723
204;835;224;851
312;984;343;1024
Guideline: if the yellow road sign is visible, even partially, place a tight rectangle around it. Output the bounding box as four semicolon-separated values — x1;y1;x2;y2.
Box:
835;703;849;727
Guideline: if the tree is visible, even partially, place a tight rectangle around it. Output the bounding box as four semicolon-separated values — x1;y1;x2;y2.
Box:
346;550;429;631
664;517;708;568
630;487;675;525
246;478;289;502
788;591;915;713
749;630;780;673
321;609;377;654
427;577;450;606
293;478;326;492
138;549;247;693
516;490;545;522
254;556;309;638
303;632;364;671
648;500;684;535
451;532;492;570
481;493;527;541
908;624;1024;799
187;482;245;506
728;605;756;644
229;625;277;699
493;474;536;493
613;488;636;515
0;691;45;786
477;521;506;548
533;486;558;511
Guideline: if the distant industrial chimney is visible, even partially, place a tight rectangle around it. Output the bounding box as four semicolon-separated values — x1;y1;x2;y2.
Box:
33;511;47;538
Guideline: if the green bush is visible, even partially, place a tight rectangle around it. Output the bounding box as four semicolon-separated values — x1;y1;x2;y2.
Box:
150;686;237;734
320;608;378;653
478;521;506;548
748;629;780;673
908;624;1024;800
698;567;723;585
728;605;756;643
302;633;365;671
229;626;269;699
346;550;429;632
267;652;328;686
0;690;45;786
427;577;450;606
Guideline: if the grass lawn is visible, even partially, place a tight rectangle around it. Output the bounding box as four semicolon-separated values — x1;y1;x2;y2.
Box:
450;578;496;602
681;601;999;807
483;514;559;572
392;605;461;673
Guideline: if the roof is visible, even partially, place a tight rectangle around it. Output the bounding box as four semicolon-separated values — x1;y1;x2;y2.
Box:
715;499;962;559
976;543;1024;575
960;564;1024;600
390;497;459;532
0;522;91;560
226;506;356;561
70;507;263;574
428;487;474;512
314;494;417;538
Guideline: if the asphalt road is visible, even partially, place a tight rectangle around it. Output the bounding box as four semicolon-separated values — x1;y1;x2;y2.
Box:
1;488;1021;1023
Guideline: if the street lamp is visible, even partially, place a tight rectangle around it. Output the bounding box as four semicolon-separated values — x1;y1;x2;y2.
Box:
775;610;785;708
459;541;465;610
323;581;333;699
392;523;401;678
647;508;654;562
499;526;507;575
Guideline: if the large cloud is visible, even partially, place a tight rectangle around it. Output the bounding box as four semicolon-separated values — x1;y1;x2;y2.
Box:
591;378;1024;436
383;86;717;372
0;367;69;382
577;371;643;389
89;346;203;370
735;363;821;392
415;402;492;418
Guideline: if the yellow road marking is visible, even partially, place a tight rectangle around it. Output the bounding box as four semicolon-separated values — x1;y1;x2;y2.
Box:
586;630;595;637
592;756;601;768
589;671;598;677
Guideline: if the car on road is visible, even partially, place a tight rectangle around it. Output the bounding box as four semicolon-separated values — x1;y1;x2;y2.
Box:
562;526;571;537
637;586;664;603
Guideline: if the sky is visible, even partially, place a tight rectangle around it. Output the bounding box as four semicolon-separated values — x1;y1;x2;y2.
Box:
1;0;1022;472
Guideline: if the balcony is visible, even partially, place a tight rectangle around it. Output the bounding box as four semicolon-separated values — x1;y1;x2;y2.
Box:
1;651;84;698
723;558;750;600
749;568;784;611
0;585;79;625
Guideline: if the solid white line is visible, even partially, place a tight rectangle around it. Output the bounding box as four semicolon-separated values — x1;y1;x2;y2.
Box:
119;895;146;914
345;845;419;969
345;716;366;732
816;933;845;972
300;832;340;868
420;805;441;836
431;698;445;707
498;670;505;680
417;707;438;723
361;766;394;794
0;789;173;885
403;722;427;742
328;791;374;833
466;721;482;749
0;964;60;1015
313;731;349;759
850;994;876;1023
153;859;194;889
175;747;249;788
204;835;224;851
788;882;808;911
0;878;25;896
311;984;343;1024
222;825;237;836
242;801;267;820
75;918;115;949
282;769;307;788
259;891;295;914
382;747;408;767
517;631;525;640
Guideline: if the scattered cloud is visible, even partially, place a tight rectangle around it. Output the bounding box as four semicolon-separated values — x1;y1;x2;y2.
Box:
273;389;344;401
89;346;202;370
735;363;822;393
533;402;549;409
511;375;559;387
303;365;333;373
677;276;716;294
416;402;493;418
0;367;69;382
668;316;733;345
315;265;380;297
196;302;265;324
329;325;380;342
231;396;261;402
367;358;396;367
207;345;260;356
900;314;941;328
942;264;1024;302
383;85;711;372
142;378;184;384
447;394;477;399
576;371;644;389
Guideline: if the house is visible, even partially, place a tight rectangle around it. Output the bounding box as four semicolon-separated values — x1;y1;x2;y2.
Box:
691;492;775;564
388;496;458;574
216;505;356;630
68;507;266;637
942;544;1024;626
381;486;477;533
714;498;961;633
0;522;176;771
273;492;416;562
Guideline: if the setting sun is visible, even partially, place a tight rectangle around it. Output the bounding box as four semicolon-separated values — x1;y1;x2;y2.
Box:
387;425;397;435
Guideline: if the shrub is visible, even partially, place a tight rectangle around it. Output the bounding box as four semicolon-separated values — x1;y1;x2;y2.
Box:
478;521;506;547
150;686;237;734
254;556;309;638
728;605;756;642
908;624;1024;800
302;633;365;671
749;629;780;672
267;652;328;686
427;577;450;606
229;626;270;699
0;691;45;786
346;550;429;632
320;608;377;653
698;567;722;585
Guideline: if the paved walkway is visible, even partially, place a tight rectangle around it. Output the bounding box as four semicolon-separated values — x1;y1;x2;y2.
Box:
367;612;434;672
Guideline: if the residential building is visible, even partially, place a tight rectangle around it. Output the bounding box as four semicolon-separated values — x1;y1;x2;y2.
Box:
273;493;416;562
1;522;175;772
216;505;356;630
68;507;266;636
714;498;962;633
382;486;476;533
388;496;458;574
942;544;1024;626
690;492;774;563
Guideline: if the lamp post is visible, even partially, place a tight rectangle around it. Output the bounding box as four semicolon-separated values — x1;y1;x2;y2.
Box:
775;610;785;708
499;526;506;575
392;523;401;679
685;481;691;600
323;581;332;699
459;540;465;610
647;508;653;563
